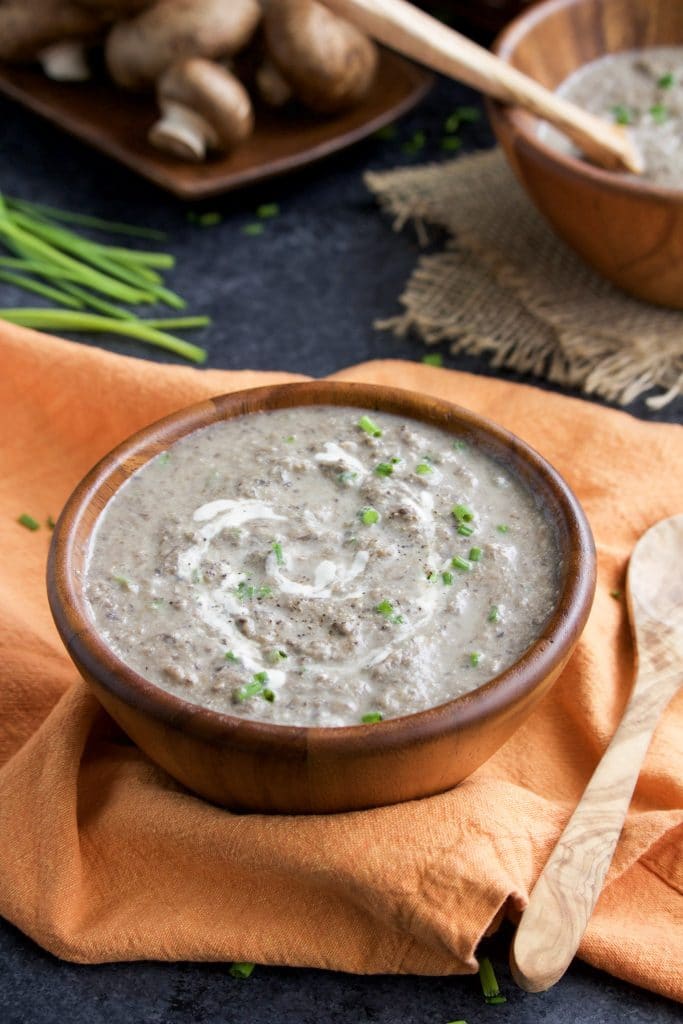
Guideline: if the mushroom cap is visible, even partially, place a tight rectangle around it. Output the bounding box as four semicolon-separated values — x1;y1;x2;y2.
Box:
0;2;104;61
152;57;254;153
263;0;378;114
105;0;261;90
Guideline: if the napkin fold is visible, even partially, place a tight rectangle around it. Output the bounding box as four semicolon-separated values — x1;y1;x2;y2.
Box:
0;324;681;1000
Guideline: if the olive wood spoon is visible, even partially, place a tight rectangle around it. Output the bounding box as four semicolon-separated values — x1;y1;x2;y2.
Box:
510;513;683;992
326;0;643;174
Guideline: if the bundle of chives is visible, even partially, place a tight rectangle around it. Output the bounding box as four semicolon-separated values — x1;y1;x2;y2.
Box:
0;194;209;363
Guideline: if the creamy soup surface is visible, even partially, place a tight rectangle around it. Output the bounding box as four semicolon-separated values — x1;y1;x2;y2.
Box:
84;407;561;727
540;47;683;188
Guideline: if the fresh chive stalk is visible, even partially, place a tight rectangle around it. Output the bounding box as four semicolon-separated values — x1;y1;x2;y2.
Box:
0;269;84;308
58;281;134;320
478;957;506;1004
5;197;167;239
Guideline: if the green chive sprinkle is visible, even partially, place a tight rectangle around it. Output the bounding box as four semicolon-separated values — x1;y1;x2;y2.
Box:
375;600;403;624
257;203;279;219
479;957;506;1004
469;546;482;562
17;513;40;531
241;223;264;237
658;72;674;89
402;129;426;155
284;435;295;443
361;711;383;723
441;136;463;152
374;124;397;141
469;652;481;667
229;962;255;979
650;103;668;123
46;515;56;529
268;649;287;663
610;589;621;601
451;555;470;571
452;504;474;523
196;211;222;227
415;463;432;475
442;571;453;586
358;414;382;437
375;462;394;477
225;651;240;662
612;104;634;125
272;540;284;565
421;352;443;366
445;106;480;133
263;688;276;702
254;671;269;684
453;440;467;451
457;524;474;537
113;575;131;589
361;507;379;525
497;524;509;534
234;680;264;702
338;470;358;486
488;605;500;623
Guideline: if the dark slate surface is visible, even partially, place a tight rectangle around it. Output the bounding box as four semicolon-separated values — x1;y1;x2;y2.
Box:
0;48;680;1024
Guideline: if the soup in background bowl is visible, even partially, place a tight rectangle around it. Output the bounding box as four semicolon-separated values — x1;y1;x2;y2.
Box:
48;381;596;813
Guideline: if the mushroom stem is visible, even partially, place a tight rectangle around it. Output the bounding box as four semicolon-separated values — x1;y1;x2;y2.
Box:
149;101;217;161
39;40;90;81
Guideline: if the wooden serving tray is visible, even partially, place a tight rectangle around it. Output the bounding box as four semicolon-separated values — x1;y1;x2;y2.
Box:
0;51;432;199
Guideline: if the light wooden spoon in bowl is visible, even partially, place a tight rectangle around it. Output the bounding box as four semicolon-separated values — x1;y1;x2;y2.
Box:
326;0;643;174
510;513;683;992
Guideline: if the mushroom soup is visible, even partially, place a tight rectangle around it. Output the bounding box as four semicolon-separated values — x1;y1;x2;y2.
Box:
540;47;683;188
84;406;561;727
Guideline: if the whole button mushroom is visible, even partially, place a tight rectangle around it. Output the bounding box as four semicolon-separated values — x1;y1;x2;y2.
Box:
105;0;261;91
149;58;254;161
262;0;378;113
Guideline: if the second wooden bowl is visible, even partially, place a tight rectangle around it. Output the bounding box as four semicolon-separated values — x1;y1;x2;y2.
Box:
47;382;596;814
488;0;683;309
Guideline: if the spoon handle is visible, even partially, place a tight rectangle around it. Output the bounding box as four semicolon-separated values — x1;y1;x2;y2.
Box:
510;671;679;992
326;0;642;173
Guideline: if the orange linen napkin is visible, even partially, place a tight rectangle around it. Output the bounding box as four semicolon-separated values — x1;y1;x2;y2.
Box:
0;324;681;1000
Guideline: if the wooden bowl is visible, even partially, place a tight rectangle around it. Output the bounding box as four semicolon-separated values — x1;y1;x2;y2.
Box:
47;382;596;814
487;0;683;309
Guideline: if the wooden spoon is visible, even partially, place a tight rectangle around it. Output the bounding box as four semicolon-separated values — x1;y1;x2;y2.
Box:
326;0;643;174
510;513;683;992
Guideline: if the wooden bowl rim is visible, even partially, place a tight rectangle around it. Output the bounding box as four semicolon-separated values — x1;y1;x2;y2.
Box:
490;0;683;203
47;380;596;756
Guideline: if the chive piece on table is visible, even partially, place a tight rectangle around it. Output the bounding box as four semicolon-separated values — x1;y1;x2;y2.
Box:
441;136;463;152
229;962;256;979
421;352;443;366
241;222;264;237
402;129;426;155
358;414;382;437
469;547;482;562
451;555;470;572
374;124;397;141
361;507;379;525
478;956;507;1004
361;711;383;724
6;197;167;240
257;203;279;219
197;212;222;227
18;513;40;531
46;515;56;529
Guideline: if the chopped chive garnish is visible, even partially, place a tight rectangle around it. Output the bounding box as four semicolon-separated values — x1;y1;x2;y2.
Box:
257;203;279;219
46;515;56;529
610;589;621;601
421;352;443;366
196;211;222;227
361;711;383;723
374;124;397;141
358;414;382;437
497;524;510;534
469;546;482;562
375;599;403;624
268;649;287;663
478;957;506;1004
361;506;379;525
442;571;453;586
488;605;500;623
234;680;264;702
272;540;284;565
658;72;674;89
457;524;474;537
225;651;240;662
263;688;276;702
375;462;394;477
451;555;470;571
241;223;264;237
402;129;426;155
453;440;467;450
113;575;131;588
445;106;480;133
229;962;255;979
158;451;171;464
338;470;358;486
650;103;668;123
254;671;269;684
284;435;295;443
441;136;463;152
611;104;634;125
469;652;481;667
17;513;40;530
236;581;254;601
415;462;432;475
452;504;474;523
258;585;272;599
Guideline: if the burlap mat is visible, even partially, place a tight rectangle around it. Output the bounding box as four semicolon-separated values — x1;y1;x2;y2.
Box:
365;148;683;410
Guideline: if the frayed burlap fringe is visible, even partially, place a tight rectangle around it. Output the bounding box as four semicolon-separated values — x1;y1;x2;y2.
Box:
365;149;683;409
